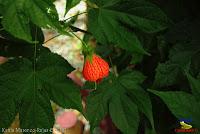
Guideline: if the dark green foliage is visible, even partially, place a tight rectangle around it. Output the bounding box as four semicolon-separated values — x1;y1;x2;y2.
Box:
86;71;155;134
87;0;168;55
149;89;200;129
154;26;200;88
0;0;66;42
0;48;82;131
0;0;200;133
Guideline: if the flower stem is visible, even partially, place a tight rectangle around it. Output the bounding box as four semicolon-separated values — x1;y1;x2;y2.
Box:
94;82;97;90
70;31;87;47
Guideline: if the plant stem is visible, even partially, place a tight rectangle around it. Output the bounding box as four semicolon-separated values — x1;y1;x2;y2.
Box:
43;34;61;44
70;31;87;47
94;82;97;90
63;12;87;22
69;25;90;34
43;11;88;44
33;27;37;99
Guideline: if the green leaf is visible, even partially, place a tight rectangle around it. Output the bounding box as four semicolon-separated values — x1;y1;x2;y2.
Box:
154;62;181;87
1;0;32;42
89;10;145;54
86;88;108;130
127;87;155;131
24;0;61;29
1;0;63;42
0;60;21;129
169;43;200;67
119;72;155;131
88;0;168;54
109;94;139;134
148;90;200;128
0;47;82;130
186;73;200;101
154;43;200;88
145;126;156;134
190;52;200;77
90;0;168;33
0;85;17;129
86;71;153;133
0;25;44;57
119;70;146;85
65;0;81;15
19;91;54;131
131;53;143;64
36;48;82;112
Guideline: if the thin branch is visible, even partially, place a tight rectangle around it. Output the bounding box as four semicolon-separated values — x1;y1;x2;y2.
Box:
33;27;38;100
69;25;90;34
43;28;88;45
43;34;61;44
70;31;87;47
63;12;87;22
43;11;88;44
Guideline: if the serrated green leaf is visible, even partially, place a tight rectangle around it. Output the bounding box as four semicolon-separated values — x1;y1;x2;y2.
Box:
1;0;32;42
37;48;82;111
1;0;64;42
190;52;200;77
65;0;81;15
169;43;200;67
127;87;155;131
154;62;181;87
90;0;168;32
131;53;143;64
154;43;200;88
0;47;82;130
88;9;145;54
0;85;17;129
19;90;54;132
24;0;60;29
88;0;168;54
148;90;200;128
119;72;155;131
86;71;153;133
119;70;146;85
0;59;18;130
86;89;108;130
109;94;139;134
186;73;200;101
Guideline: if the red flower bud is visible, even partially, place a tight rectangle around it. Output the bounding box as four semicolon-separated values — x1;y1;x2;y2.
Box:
82;54;109;82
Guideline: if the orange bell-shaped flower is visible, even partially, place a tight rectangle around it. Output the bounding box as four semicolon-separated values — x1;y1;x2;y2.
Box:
82;54;109;82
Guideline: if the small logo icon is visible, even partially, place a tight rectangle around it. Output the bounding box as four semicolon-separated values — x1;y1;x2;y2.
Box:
180;121;192;129
174;118;198;133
